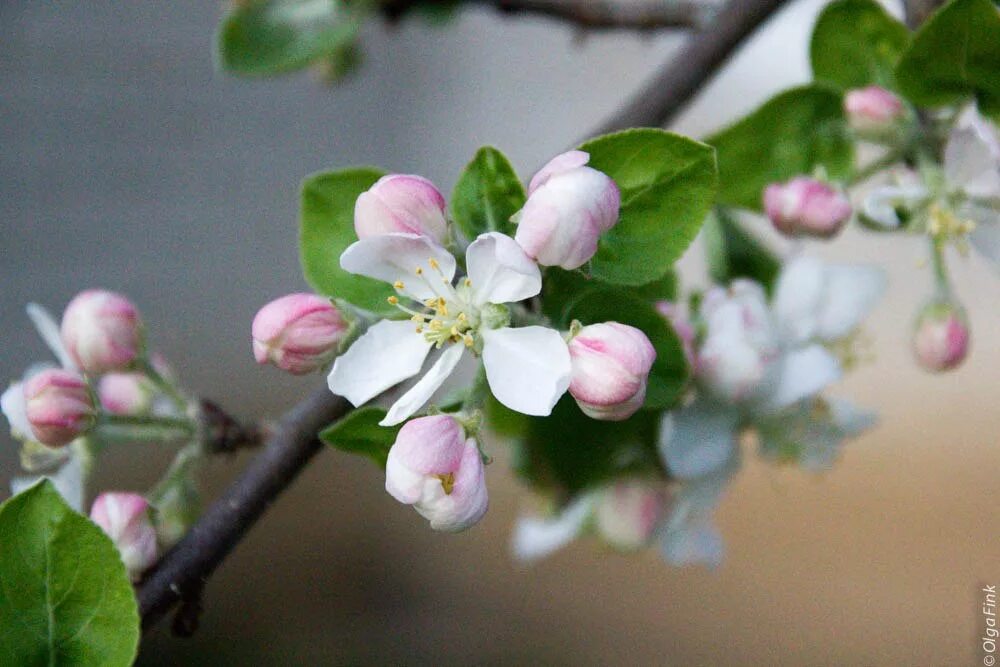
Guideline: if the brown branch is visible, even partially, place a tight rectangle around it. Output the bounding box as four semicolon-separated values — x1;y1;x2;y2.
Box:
460;0;719;30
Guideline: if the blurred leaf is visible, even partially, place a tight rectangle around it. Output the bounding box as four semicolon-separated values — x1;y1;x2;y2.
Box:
485;394;531;439
412;0;461;24
300;167;394;315
707;85;854;210
810;0;910;89
320;406;400;468
318;39;363;83
578;129;718;286
217;0;372;76
542;267;679;331
451;147;526;240
703;209;781;294
0;481;140;666
895;0;1000;119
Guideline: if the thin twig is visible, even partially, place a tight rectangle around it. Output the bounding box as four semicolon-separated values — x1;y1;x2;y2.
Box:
460;0;719;30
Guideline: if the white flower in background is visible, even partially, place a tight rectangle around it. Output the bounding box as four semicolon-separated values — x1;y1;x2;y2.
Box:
10;453;86;513
659;456;738;568
757;397;877;472
511;495;595;562
327;232;571;426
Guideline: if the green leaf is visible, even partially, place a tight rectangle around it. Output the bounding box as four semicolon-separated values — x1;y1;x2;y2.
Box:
895;0;1000;119
708;85;854;210
562;288;689;410
541;267;679;330
578;129;718;286
217;0;371;76
450;147;526;240
704;210;781;294
810;0;910;89
484;394;531;439
320;406;400;468
0;481;139;667
300;168;393;315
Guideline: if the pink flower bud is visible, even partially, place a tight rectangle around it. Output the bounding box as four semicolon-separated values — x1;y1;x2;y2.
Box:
656;301;697;369
61;290;142;373
354;174;448;243
23;369;95;447
252;294;350;375
514;151;620;270
912;299;970;372
385;415;488;532
98;373;154;415
763;177;852;239
844;86;904;133
593;480;667;551
90;492;158;582
568;322;656;421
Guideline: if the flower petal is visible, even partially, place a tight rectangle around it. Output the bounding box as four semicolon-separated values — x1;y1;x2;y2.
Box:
658;400;739;480
528;150;590;195
772;256;826;345
466;232;542;306
481;326;570;416
659;461;736;568
339;233;456;302
964;203;1000;268
414;438;489;532
11;453;85;513
860;185;928;229
27;303;77;370
1;381;32;440
380;344;465;426
764;345;841;411
328;320;432;406
945;110;1000;198
814;264;886;341
510;495;594;562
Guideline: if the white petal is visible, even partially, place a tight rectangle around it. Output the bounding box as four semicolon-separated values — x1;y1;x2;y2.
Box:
658;401;739;480
860;185;928;229
380;344;465;426
660;519;724;568
27;303;76;370
772;256;826;345
339;233;457;302
814;264;886;341
481;326;570;417
763;345;841;411
327;320;432;406
828;397;877;437
945;125;1000;198
965;204;1000;268
511;496;594;562
11;455;85;513
1;382;32;440
466;232;542;306
659;462;736;568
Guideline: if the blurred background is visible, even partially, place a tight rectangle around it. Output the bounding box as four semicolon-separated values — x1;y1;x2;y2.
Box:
2;0;997;663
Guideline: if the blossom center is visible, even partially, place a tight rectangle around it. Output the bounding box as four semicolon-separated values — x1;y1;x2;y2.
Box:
386;257;480;349
436;472;456;495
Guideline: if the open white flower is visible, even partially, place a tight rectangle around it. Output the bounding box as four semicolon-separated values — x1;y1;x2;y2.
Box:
327;232;571;426
659;455;738;569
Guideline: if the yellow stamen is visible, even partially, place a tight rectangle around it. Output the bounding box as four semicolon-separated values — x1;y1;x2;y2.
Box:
415;267;424;275
429;258;440;270
393;281;405;290
464;278;472;287
437;472;455;495
387;296;399;305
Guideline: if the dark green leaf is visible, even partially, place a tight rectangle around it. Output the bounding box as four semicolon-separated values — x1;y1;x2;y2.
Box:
217;0;371;76
703;210;781;294
450;147;526;240
0;481;140;666
895;0;1000;119
707;85;854;210
578;129;718;286
300;168;393;315
810;0;910;89
484;394;531;439
320;406;400;468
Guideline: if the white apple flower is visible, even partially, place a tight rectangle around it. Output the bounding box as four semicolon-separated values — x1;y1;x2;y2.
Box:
327;231;571;426
757;397;877;472
510;495;595;562
659;454;738;568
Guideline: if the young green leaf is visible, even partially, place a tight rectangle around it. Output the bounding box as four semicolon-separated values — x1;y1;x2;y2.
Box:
895;0;1000;120
578;129;718;286
450;147;526;240
320;406;401;468
708;85;854;211
300;167;393;315
0;481;140;666
217;0;371;76
810;0;910;89
703;209;781;294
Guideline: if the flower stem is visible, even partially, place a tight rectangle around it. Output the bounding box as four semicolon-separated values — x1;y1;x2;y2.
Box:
138;357;189;413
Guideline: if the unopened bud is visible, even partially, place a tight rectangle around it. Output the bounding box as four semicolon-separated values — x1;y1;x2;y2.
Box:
568;322;656;421
90;492;158;582
514;151;620;270
593;480;666;551
354;174;448;243
252;294;350;375
98;373;154;415
24;369;95;447
764;177;852;239
913;299;970;372
61;290;142;373
844;86;905;134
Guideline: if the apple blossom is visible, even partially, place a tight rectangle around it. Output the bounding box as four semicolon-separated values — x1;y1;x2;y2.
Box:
328;231;571;425
23;368;95;447
757;397;876;472
844;86;904;134
98;373;155;415
90;492;159;582
10;454;86;513
593;480;666;551
510;496;594;562
659;459;737;568
514;150;620;269
763;177;852;239
384;415;488;532
567;322;656;421
61;289;142;373
252;293;350;375
912;299;970;372
354;174;449;243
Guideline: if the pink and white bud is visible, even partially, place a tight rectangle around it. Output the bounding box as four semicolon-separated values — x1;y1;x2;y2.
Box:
656;301;697;369
514;151;620;270
912;299;970;372
593;480;667;551
354;174;448;243
568;322;656;421
844;86;905;134
385;415;488;532
252;294;350;375
98;373;154;415
61;290;142;373
89;492;158;582
697;281;780;402
23;369;95;447
763;177;852;239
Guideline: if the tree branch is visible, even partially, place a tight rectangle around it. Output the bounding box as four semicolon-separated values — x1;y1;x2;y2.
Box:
456;0;720;31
